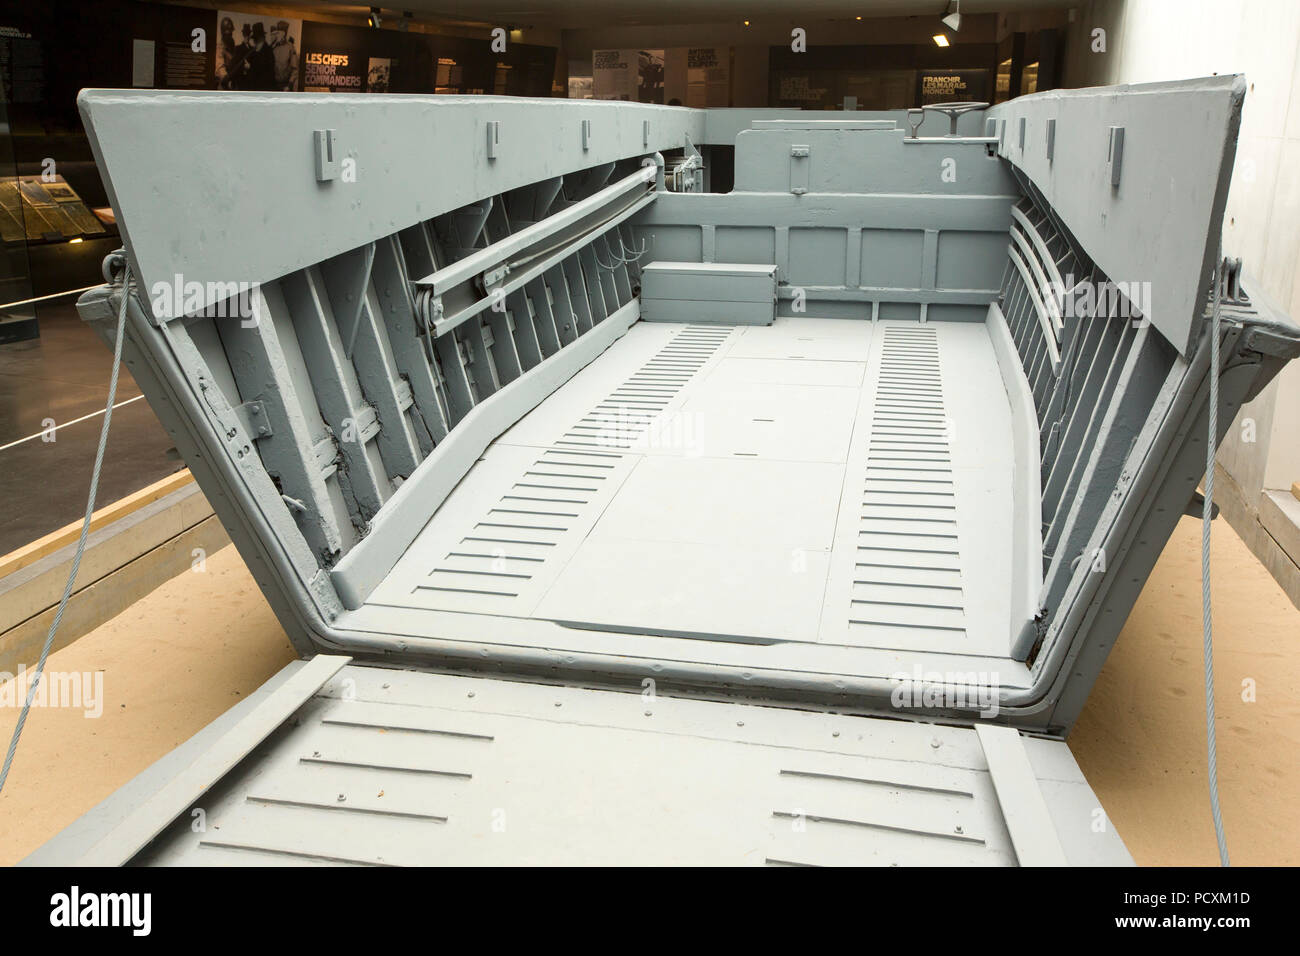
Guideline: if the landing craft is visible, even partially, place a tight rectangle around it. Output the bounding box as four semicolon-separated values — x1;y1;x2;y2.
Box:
27;78;1300;866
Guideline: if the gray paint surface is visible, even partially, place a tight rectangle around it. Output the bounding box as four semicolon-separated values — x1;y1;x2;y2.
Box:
640;261;777;325
69;89;1299;743
987;76;1244;358
77;91;706;317
31;662;1132;867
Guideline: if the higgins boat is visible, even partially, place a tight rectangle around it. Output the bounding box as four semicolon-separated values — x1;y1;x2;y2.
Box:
25;75;1300;866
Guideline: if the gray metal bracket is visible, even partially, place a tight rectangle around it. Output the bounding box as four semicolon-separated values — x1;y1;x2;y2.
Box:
789;144;810;195
313;129;339;182
232;399;272;440
1106;126;1125;187
1185;490;1219;520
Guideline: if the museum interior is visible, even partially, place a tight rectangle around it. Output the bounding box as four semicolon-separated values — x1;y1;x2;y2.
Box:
0;0;1298;873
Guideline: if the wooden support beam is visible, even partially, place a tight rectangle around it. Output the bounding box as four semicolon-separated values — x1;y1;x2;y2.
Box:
1;505;230;675
0;470;194;580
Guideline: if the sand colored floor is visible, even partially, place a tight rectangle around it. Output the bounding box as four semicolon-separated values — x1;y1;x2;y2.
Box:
1069;516;1300;866
0;514;1296;866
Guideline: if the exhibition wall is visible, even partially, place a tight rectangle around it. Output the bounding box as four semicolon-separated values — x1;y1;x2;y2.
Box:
0;0;559;316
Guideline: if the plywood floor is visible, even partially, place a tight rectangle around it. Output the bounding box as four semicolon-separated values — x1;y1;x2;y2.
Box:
2;514;1298;865
362;317;1017;656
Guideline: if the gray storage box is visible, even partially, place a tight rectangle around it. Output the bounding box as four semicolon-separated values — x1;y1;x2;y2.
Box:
640;261;777;325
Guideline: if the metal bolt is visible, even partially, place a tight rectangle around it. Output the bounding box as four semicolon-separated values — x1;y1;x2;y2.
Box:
337;793;346;802
930;737;942;749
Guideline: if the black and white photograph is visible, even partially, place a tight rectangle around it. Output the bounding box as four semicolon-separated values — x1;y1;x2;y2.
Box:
0;0;1298;924
214;10;300;91
366;56;392;93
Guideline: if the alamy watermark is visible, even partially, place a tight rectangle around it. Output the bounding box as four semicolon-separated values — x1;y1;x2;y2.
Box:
50;886;150;936
1055;273;1151;323
889;664;1001;718
149;273;261;325
0;667;104;718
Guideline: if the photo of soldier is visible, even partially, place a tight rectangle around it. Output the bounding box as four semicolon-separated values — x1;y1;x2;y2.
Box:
214;17;237;89
242;23;276;90
271;20;299;91
230;22;251;87
638;50;664;104
214;11;302;91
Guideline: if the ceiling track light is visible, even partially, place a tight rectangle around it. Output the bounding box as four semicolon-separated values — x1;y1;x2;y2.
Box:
368;6;382;29
942;0;962;33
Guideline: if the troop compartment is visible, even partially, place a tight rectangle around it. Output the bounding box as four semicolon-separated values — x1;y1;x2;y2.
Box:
72;79;1299;734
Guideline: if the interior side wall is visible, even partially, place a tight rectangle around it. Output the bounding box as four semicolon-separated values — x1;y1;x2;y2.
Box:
1063;0;1300;607
630;123;1020;322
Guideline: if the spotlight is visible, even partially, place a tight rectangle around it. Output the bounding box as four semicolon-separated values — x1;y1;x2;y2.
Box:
942;0;962;32
933;34;950;47
368;6;382;28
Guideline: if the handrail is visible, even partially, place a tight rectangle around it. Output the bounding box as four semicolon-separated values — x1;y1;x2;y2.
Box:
412;165;656;338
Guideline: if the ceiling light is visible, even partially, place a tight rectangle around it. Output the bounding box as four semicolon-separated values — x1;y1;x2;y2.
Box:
743;20;750;26
933;34;950;47
942;0;962;32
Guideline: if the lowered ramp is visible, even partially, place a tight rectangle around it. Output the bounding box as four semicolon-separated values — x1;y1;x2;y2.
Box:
24;657;1129;867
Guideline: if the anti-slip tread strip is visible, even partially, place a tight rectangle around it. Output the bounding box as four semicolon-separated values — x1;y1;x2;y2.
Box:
413;325;736;608
850;326;968;639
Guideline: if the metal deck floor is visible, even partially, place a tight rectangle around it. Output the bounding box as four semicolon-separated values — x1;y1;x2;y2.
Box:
358;316;1016;657
27;661;1130;866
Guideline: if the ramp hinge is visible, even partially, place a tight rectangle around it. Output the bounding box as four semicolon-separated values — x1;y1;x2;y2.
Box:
1218;256;1249;306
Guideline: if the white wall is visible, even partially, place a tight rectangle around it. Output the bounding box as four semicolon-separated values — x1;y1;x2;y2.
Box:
1063;0;1300;577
